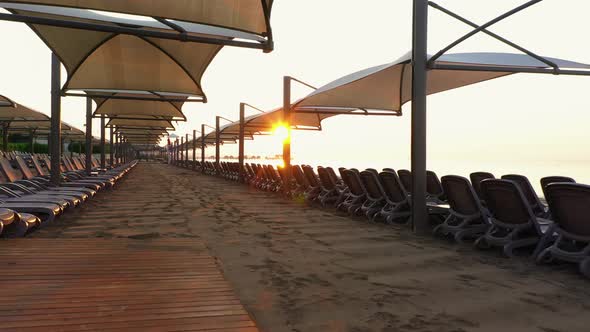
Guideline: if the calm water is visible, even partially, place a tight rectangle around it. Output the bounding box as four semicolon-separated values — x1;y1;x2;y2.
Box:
182;151;588;197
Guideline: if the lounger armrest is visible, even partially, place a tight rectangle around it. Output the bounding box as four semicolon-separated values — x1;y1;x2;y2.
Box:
15;180;45;191
1;183;35;195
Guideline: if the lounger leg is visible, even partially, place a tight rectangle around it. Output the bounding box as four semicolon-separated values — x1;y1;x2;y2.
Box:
474;236;491;250
532;228;555;258
535;247;554;265
2;220;28;238
433;215;452;237
579;258;590;279
503;238;538;258
454;225;489;243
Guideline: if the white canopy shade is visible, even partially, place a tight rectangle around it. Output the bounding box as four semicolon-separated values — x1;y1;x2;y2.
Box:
295;52;590;114
0;1;273;37
0;95;15;107
93;93;186;121
213;52;590;144
0;1;274;98
0;99;50;122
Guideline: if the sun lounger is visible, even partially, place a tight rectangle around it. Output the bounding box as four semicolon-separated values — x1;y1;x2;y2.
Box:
397;169;412;193
0;158;82;208
0;200;60;226
14;156;93;200
426;171;446;203
0;208;40;238
317;167;341;207
67;157;120;184
433;176;490;242
502;174;548;218
376;171;411;224
469;172;495;202
540;176;575;199
337;169;366;215
0;208;16;235
326;167;342;187
292;165;310;195
31;156;102;191
359;170;387;221
536;183;590;278
476;179;553;257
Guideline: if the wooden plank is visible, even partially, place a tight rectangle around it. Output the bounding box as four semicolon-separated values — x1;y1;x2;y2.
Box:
0;239;259;332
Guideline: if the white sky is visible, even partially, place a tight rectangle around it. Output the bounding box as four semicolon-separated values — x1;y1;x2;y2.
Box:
1;0;589;171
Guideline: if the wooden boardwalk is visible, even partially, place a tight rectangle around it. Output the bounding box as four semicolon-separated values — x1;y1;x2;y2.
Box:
0;238;259;331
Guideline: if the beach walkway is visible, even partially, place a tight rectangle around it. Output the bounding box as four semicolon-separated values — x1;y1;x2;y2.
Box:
14;162;590;332
0;163;259;332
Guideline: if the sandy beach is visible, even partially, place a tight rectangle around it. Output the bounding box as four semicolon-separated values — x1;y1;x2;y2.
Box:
32;162;590;332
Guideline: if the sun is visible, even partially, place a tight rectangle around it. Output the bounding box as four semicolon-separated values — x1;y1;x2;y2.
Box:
272;123;290;142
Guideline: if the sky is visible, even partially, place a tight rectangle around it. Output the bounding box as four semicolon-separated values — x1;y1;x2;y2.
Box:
1;0;589;180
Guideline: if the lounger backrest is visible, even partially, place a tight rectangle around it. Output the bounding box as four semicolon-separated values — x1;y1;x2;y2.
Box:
40;156;51;171
383;168;396;174
263;165;273;181
0;157;22;182
302;166;320;187
481;179;536;225
397;169;412;193
14;156;35;180
441;175;482;216
277;166;289;183
378;171;408;204
338;167;348;181
360;170;385;201
292;165;309;188
73;157;85;170
501;174;544;215
366;168;379;177
469;172;495;200
317;167;336;190
540;176;575;198
343;169;366;196
267;165;279;182
545;183;590;237
61;157;75;171
30;156;47;176
426;171;444;198
326;167;340;185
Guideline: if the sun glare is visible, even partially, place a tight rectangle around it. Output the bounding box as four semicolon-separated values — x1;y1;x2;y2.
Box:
272;124;290;142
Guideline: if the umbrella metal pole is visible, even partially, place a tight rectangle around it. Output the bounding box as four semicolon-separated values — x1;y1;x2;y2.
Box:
185;133;189;166
29;129;34;153
215;116;220;172
411;0;429;234
238;103;245;182
2;123;8;152
192;130;196;171
282;76;292;195
50;53;62;186
176;139;179;163
109;127;114;166
100;114;106;169
201;124;205;174
85;97;93;175
180;136;184;165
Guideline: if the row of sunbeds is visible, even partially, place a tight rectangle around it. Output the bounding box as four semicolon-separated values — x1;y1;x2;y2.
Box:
171;159;590;279
0;152;136;237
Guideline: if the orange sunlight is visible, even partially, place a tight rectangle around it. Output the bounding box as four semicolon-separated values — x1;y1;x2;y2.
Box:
272;123;289;143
